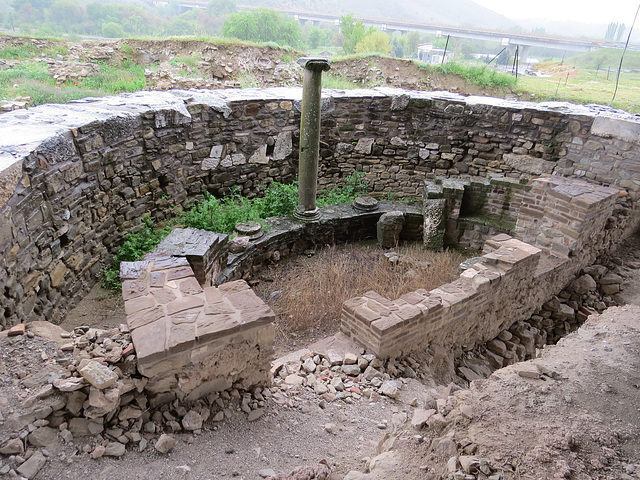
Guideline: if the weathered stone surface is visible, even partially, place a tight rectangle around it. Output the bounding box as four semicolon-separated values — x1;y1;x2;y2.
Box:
155;434;176;453
8;323;25;336
247;408;264;421
182;410;203;431
379;381;399;398
377;211;405;248
17;451;47;479
570;274;597;294
411;408;436;429
0;438;24;455
79;361;118;389
53;376;87;391
27;426;58;447
104;442;126;457
502;153;555;175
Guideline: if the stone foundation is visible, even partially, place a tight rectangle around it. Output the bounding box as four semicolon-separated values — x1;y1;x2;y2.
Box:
121;256;275;403
342;177;622;358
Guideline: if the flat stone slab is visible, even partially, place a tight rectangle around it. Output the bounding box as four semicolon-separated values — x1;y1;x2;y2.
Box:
155;227;226;257
123;255;275;378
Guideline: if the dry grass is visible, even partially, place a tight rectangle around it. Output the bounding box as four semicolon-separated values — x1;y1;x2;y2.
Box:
255;242;467;338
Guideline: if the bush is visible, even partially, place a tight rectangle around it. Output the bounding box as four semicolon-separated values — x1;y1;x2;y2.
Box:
102;22;126;38
183;187;262;233
317;171;368;206
102;215;171;290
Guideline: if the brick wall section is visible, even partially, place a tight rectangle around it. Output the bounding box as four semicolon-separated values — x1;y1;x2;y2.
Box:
1;88;640;330
515;177;620;258
341;236;542;357
120;255;275;403
341;178;621;358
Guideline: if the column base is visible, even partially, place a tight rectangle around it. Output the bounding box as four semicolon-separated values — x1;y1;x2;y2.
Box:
293;206;321;222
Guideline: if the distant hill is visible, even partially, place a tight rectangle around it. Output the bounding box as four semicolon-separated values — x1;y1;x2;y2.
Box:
241;0;515;29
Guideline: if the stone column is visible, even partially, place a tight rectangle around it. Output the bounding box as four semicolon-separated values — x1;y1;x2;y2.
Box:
294;57;330;221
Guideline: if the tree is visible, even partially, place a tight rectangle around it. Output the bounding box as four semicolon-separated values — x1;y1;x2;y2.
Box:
102;21;125;37
47;0;87;32
163;17;195;36
605;22;626;41
207;0;235;16
404;31;420;58
355;31;392;55
306;25;331;49
222;8;301;47
340;13;372;54
390;31;405;58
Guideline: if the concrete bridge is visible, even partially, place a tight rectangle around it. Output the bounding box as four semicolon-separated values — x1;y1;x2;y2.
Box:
175;1;619;55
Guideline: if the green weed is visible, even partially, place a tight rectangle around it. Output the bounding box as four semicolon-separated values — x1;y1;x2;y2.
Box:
102;214;172;290
183;187;262;233
317;171;369;206
0;44;41;60
169;54;202;67
77;61;146;93
322;73;360;89
432;63;517;89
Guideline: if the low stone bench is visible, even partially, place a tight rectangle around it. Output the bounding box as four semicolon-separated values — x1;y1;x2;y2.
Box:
121;256;275;404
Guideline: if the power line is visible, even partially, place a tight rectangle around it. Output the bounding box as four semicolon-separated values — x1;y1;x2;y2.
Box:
609;3;640;107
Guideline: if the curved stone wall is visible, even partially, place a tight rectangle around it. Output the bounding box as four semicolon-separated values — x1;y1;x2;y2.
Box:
1;87;640;330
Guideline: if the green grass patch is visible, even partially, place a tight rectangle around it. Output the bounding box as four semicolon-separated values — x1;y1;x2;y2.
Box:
322;73;360;89
0;60;146;106
169;54;202;67
235;72;263;88
103;174;369;290
316;172;368;206
77;61;146;94
183;172;368;233
568;48;640;71
0;44;41;60
430;62;517;89
517;69;640;113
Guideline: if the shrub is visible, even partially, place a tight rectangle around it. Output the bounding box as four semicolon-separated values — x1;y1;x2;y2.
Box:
102;215;171;290
183;188;262;233
317;171;368;206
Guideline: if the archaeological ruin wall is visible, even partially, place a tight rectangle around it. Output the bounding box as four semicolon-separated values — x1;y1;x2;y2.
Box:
1;87;640;331
341;177;622;357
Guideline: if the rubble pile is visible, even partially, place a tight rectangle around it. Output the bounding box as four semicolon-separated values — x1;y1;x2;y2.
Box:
454;263;625;384
0;323;273;478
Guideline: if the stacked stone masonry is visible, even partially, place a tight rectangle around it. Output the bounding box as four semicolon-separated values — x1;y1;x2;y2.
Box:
120;255;275;402
341;177;622;357
2;87;640;330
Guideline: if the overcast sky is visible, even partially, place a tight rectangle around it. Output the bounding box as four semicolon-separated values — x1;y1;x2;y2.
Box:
474;0;640;25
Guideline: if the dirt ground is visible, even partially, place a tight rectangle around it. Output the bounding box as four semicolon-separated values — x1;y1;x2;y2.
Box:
0;237;638;480
0;35;518;107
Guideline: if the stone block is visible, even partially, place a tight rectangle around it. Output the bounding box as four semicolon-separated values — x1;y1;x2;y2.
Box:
130;318;167;365
423;198;446;251
79;360;119;389
166;295;204;315
128;305;164;330
377;211;405;248
17;451;47;479
124;295;156;315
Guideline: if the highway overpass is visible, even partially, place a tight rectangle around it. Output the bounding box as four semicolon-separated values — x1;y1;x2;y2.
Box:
176;1;619;54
